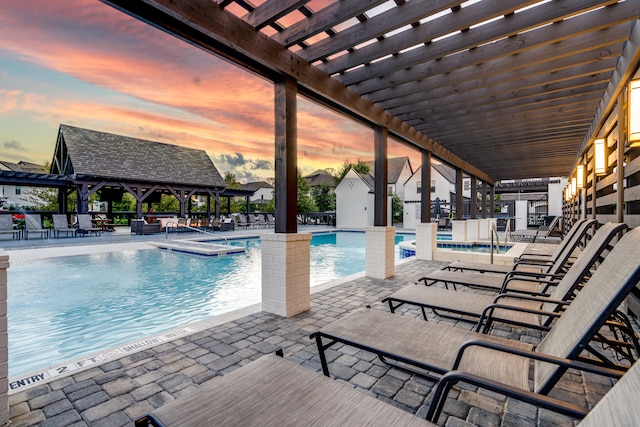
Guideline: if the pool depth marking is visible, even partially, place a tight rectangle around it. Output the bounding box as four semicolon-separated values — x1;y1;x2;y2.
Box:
9;327;193;393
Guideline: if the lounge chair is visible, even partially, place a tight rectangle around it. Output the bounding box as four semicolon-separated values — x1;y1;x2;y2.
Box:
266;213;275;227
0;215;20;240
510;215;561;242
383;222;627;331
76;214;101;237
235;213;250;229
23;214;49;239
427;346;640;424
444;218;595;275
312;226;640;397
134;349;640;427
134;353;433;427
415;220;599;295
52;214;76;238
254;214;268;228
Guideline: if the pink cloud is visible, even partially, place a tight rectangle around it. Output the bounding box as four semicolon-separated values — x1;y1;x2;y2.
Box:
1;0;421;178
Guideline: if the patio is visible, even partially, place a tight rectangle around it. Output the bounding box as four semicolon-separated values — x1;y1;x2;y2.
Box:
7;254;616;427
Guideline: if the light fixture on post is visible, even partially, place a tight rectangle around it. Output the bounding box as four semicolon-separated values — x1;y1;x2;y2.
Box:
576;164;585;189
629;79;640;147
594;138;607;175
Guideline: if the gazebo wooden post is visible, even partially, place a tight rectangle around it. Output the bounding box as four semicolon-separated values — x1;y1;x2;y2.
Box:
366;125;395;279
415;150;437;260
262;76;311;318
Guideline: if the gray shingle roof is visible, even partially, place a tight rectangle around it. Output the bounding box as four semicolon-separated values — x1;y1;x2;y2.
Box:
0;161;43;173
240;181;274;192
56;124;225;187
364;157;411;184
304;169;334;187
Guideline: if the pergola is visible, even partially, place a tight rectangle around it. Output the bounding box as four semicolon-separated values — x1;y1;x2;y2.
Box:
99;0;640;316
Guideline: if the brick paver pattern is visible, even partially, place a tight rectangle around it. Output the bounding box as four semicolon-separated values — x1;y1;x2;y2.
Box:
9;259;617;426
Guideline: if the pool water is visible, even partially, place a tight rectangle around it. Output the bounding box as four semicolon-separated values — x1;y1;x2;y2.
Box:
8;231;413;376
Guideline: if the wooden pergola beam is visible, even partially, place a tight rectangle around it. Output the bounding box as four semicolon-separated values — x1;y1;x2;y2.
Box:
102;0;494;184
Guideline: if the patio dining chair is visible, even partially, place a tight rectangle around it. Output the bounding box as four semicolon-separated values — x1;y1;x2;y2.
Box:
23;213;49;239
0;214;20;240
312;225;640;401
52;214;76;238
383;222;628;333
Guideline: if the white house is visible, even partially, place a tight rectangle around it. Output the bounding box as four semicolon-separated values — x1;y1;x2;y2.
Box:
0;160;45;209
335;169;391;228
364;156;413;198
402;163;472;229
241;181;274;205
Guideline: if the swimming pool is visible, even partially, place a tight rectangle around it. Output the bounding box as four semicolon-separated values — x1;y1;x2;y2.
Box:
8;231;414;377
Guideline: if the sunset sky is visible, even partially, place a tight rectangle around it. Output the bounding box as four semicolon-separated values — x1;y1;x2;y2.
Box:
0;0;420;183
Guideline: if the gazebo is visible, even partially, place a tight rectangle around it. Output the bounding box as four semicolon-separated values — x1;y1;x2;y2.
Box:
49;124;227;219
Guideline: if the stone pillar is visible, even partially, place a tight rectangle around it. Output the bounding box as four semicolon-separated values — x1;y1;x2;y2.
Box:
0;253;8;426
478;218;490;239
365;226;395;279
466;219;479;241
415;222;438;260
261;233;311;317
452;220;467;241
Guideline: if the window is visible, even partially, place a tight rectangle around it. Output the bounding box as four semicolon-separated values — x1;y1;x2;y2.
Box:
464;181;470;191
388;185;393;194
416;181;422;193
15;186;21;195
430;180;436;192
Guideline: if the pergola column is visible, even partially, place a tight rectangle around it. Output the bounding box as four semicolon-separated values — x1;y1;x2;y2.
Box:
416;150;437;260
470;176;477;219
262;76;311;317
455;168;464;220
366;125;395;279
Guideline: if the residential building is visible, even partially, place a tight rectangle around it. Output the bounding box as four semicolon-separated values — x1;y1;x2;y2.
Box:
0;160;45;209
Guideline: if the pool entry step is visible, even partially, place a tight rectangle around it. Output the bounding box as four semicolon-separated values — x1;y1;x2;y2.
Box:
149;240;246;256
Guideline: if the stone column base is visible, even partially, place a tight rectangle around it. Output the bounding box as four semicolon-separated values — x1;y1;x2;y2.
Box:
365;226;395;279
0;253;8;426
261;233;311;317
467;219;479;241
415;222;437;260
452;220;467;241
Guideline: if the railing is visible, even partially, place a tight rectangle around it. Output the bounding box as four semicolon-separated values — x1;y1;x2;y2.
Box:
165;222;229;245
490;223;501;264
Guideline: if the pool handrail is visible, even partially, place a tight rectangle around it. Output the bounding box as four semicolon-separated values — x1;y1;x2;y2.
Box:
164;221;229;245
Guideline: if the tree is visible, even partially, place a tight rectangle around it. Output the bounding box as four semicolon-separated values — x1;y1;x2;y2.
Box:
297;169;317;213
333;159;371;184
391;192;404;224
311;184;335;212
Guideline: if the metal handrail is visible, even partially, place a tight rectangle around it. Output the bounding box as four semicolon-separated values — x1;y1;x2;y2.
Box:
165;221;229;245
490;223;501;264
504;218;512;245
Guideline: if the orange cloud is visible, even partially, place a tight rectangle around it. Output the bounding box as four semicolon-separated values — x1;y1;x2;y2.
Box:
1;0;421;180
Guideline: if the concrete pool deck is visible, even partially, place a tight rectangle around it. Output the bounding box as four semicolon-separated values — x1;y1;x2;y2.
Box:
2;229;616;426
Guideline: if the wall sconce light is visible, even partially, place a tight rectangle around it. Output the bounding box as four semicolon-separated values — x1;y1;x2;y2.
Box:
629;79;640;147
564;186;571;202
571;177;577;197
594;138;607;175
576;164;585;189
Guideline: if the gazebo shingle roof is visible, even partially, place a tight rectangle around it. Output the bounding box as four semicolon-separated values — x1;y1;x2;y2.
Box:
56;124;225;188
